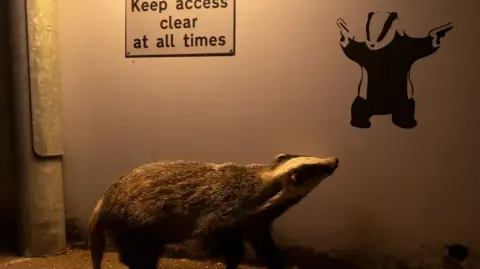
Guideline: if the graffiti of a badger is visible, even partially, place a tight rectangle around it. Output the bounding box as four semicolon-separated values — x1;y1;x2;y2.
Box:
89;154;339;269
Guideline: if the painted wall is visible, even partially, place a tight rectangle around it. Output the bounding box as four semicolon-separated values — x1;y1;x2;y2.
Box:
0;0;17;250
58;0;480;266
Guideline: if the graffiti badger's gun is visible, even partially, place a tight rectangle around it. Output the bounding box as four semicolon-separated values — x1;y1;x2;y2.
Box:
429;22;454;46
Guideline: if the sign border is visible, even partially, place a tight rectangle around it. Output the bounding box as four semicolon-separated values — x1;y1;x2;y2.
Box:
124;0;236;58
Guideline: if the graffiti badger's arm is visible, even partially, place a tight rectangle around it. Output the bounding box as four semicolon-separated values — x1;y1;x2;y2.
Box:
336;18;369;65
408;22;454;61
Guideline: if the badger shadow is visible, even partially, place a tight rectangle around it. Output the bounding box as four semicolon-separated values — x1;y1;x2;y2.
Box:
66;220;359;268
163;243;362;269
65;217;90;250
67;220;469;269
275;246;362;269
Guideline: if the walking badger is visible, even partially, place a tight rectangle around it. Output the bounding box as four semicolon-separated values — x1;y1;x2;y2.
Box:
89;153;339;269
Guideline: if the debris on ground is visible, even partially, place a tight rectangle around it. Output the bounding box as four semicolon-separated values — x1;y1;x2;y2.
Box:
0;249;265;269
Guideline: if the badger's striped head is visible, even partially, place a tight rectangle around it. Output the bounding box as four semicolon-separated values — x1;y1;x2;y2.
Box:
259;154;339;207
365;11;404;50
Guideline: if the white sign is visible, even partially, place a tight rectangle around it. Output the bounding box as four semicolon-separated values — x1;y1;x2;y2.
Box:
125;0;236;57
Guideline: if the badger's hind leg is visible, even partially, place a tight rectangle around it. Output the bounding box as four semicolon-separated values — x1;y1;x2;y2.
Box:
245;226;284;269
116;232;165;269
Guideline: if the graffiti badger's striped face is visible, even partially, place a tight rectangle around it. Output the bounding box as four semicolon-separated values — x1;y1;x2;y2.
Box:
365;11;404;50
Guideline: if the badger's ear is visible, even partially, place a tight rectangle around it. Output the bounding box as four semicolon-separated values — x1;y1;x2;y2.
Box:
273;153;305;166
273;153;291;163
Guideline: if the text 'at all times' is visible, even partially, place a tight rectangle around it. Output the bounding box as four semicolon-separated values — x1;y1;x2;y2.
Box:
131;0;229;49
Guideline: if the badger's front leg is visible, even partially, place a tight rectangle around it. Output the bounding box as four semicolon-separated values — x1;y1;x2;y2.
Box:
245;225;285;269
223;231;245;269
204;228;245;269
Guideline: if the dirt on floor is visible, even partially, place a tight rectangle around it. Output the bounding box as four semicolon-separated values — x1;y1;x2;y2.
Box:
0;250;266;269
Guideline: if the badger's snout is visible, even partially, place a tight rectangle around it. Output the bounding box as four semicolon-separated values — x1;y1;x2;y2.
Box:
327;157;339;169
324;157;339;174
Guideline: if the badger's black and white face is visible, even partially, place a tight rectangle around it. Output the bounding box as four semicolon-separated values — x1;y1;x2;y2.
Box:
272;154;338;187
259;153;339;208
365;11;404;50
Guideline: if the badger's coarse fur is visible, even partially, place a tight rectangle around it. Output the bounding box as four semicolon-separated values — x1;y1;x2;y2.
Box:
89;154;339;269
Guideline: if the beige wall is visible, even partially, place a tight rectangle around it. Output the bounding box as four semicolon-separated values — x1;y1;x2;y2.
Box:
58;0;479;265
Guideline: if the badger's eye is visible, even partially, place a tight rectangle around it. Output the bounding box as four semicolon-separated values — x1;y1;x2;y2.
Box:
293;164;331;185
291;168;315;185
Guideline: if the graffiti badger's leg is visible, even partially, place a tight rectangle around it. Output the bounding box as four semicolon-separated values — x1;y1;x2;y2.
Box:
392;98;417;129
351;96;372;128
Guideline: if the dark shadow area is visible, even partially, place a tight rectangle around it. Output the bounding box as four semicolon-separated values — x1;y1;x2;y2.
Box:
278;247;362;269
65;225;362;269
336;12;453;129
161;244;363;269
446;244;469;263
65;218;89;250
0;0;18;255
66;222;470;269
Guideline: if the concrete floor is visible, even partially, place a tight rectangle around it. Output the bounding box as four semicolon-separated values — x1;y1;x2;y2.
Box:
0;250;265;269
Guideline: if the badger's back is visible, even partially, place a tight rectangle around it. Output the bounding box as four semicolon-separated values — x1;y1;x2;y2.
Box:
100;160;268;238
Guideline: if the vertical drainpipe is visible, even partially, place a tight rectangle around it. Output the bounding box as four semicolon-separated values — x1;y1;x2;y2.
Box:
9;0;66;257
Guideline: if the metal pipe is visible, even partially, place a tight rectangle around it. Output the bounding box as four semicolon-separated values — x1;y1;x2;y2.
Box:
8;0;66;257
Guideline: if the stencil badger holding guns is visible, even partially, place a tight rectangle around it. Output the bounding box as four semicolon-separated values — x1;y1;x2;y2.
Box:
89;154;339;269
337;12;454;129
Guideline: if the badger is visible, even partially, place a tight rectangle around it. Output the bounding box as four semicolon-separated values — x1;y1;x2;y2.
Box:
89;153;339;269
